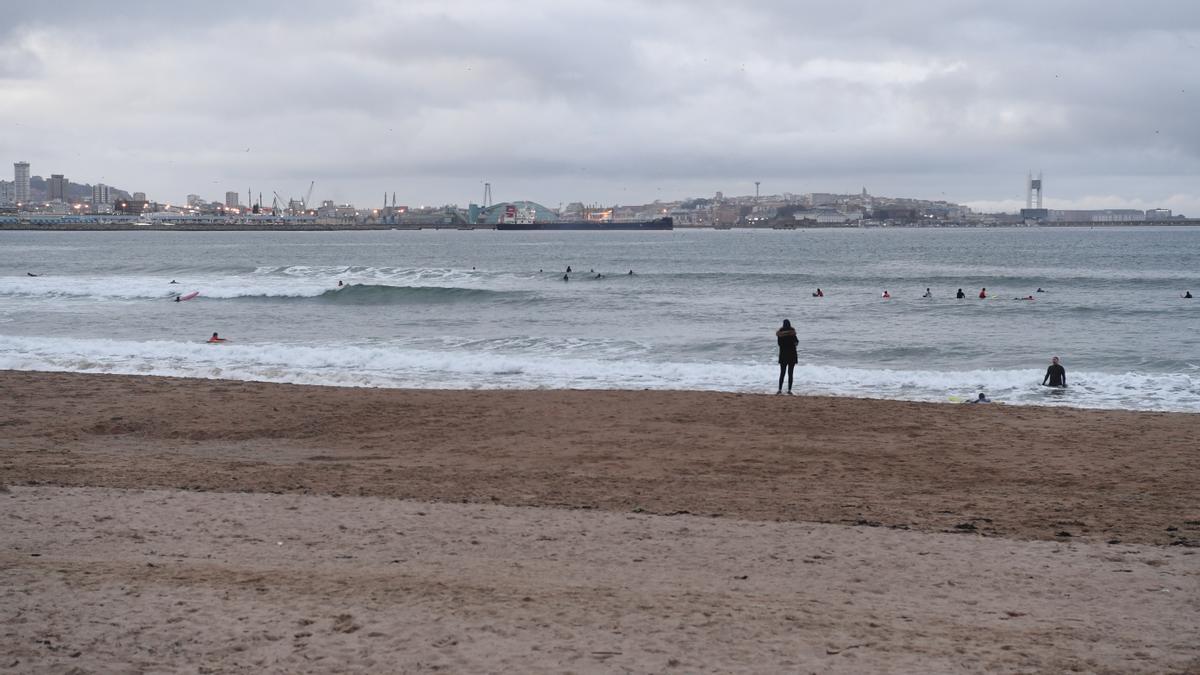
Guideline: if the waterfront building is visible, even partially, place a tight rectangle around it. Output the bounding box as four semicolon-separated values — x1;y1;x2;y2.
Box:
225;191;239;208
48;174;69;202
132;192;146;201
14;161;30;203
92;183;112;206
186;194;203;208
0;180;13;205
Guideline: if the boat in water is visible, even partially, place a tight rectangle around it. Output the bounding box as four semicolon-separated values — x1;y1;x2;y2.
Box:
496;217;672;231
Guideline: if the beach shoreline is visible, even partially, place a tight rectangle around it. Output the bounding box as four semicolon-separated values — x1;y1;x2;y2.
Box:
2;369;1198;672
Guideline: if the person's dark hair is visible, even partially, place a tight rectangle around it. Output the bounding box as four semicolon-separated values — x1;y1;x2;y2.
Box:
781;319;792;329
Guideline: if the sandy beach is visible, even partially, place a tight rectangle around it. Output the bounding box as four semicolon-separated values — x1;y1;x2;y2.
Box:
2;370;1198;672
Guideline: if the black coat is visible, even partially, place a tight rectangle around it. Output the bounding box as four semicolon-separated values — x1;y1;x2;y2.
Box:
777;329;798;365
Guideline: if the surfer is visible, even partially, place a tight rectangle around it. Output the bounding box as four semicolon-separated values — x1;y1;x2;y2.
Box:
1015;295;1034;300
812;288;823;297
922;288;932;298
964;393;992;404
956;288;965;299
1185;291;1193;298
882;290;891;299
979;288;987;299
26;272;38;277
207;332;227;343
562;273;569;282
1042;356;1066;388
169;280;179;284
628;270;634;275
337;280;344;287
173;296;181;302
566;266;572;274
776;319;798;395
1036;287;1046;293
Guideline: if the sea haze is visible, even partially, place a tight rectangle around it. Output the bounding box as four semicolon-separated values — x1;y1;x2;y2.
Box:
1;227;1197;412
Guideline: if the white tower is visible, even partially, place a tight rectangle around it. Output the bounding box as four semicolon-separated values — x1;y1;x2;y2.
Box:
1026;171;1043;209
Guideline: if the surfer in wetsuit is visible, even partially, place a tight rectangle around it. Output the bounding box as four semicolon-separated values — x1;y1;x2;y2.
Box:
1185;291;1193;298
812;288;823;297
956;288;965;299
922;288;932;298
979;288;987;299
964;392;991;404
1036;287;1046;293
776;319;799;395
1042;356;1066;387
26;272;38;277
882;290;891;299
169;280;179;284
207;332;227;343
562;273;569;282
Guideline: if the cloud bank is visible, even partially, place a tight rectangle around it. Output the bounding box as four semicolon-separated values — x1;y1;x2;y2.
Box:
1;0;1197;212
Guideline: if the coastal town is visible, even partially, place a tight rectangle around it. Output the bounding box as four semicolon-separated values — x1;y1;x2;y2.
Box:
1;161;1191;230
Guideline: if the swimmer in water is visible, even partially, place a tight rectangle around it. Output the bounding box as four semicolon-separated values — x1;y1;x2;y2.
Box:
563;273;569;282
1185;291;1193;298
882;290;891;299
1042;356;1066;388
26;272;38;277
812;288;823;298
207;332;227;343
922;288;932;298
1036;287;1045;293
979;288;987;299
169;279;179;284
956;288;965;299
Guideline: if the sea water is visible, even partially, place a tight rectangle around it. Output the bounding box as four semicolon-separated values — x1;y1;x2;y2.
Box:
1;227;1197;412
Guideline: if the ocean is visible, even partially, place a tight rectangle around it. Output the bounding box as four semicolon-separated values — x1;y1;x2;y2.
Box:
2;227;1197;412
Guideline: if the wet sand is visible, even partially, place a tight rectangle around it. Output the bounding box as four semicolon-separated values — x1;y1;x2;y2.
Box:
1;370;1198;672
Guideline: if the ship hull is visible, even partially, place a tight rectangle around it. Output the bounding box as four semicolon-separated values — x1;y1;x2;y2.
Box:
495;217;672;231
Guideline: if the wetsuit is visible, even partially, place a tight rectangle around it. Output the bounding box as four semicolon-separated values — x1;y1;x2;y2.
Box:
1043;364;1066;387
777;328;798;393
956;290;965;299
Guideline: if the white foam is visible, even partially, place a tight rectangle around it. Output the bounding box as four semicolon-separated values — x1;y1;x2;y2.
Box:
0;267;538;301
1;335;1196;413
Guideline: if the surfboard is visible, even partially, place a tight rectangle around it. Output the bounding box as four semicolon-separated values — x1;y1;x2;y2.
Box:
178;291;199;301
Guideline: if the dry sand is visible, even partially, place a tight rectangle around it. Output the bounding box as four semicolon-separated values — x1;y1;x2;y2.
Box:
1;370;1198;673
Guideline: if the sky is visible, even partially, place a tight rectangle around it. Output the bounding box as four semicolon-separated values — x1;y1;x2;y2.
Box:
1;0;1198;214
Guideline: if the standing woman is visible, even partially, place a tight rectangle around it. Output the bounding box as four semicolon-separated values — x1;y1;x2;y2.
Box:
776;319;799;395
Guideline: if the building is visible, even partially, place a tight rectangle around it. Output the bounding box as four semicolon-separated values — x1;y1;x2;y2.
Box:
0;180;13;205
132;192;146;201
48;174;69;202
225;191;239;209
186;194;204;208
92;183;112;206
14;161;30;204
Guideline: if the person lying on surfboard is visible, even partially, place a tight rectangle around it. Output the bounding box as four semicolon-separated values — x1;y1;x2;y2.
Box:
207;332;227;343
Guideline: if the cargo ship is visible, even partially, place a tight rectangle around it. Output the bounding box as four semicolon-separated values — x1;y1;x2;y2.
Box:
496;217;672;231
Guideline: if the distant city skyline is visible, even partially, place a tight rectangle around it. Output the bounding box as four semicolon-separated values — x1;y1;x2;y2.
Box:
0;157;1191;218
2;2;1198;213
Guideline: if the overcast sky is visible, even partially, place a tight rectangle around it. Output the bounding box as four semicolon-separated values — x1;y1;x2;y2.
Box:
2;0;1198;213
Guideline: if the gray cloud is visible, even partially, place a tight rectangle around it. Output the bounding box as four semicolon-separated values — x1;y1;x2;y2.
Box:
1;1;1198;212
